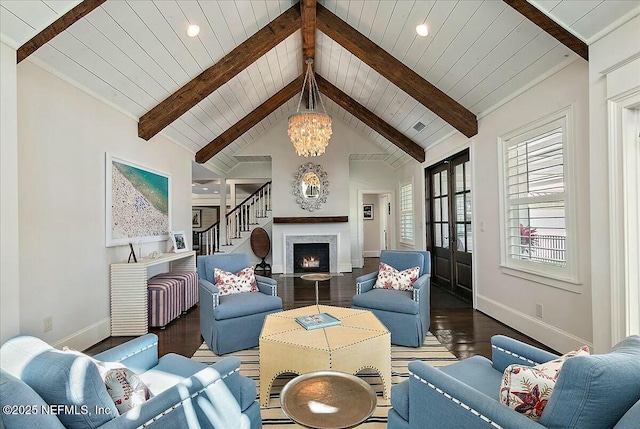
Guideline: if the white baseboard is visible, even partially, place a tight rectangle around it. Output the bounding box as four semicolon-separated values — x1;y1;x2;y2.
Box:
272;264;284;274
52;318;111;351
338;262;352;273
363;250;380;257
476;295;593;353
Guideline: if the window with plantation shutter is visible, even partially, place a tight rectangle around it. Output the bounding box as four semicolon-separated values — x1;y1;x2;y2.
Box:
499;108;578;289
400;182;413;244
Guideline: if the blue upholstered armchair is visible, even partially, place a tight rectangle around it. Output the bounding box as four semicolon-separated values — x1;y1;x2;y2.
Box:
198;253;282;355
0;333;261;428
389;335;640;429
352;250;431;347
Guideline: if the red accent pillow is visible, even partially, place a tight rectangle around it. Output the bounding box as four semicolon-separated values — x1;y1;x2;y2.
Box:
373;262;420;291
214;266;259;296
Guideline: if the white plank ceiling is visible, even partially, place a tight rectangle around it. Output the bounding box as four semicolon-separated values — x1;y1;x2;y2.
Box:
1;0;638;175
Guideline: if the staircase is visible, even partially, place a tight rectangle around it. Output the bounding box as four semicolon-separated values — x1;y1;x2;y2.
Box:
196;181;272;255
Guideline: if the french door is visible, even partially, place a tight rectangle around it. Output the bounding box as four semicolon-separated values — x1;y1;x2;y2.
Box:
426;150;473;301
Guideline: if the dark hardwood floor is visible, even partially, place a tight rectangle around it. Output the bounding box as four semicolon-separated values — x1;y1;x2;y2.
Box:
86;258;556;358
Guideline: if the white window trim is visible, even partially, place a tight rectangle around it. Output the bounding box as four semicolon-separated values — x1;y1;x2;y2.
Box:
399;180;414;246
497;105;581;293
608;88;640;343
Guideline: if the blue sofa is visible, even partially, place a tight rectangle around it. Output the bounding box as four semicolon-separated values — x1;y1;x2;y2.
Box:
352;250;431;347
198;254;282;355
0;333;261;428
388;334;640;429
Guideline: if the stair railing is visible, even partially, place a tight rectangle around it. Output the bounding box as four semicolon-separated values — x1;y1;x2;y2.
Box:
196;181;271;255
225;181;272;244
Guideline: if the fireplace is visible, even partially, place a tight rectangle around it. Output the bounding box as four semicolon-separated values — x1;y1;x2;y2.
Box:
285;234;338;273
293;243;330;273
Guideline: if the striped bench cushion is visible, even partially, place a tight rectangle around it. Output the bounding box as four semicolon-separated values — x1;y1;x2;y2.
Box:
152;271;198;312
147;278;183;328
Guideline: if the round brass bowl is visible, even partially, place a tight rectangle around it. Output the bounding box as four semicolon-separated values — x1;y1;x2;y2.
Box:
280;371;377;429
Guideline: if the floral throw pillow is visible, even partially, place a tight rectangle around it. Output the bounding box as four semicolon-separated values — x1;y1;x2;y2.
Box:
214;266;258;296
62;347;153;415
98;363;153;414
499;345;590;421
373;262;420;291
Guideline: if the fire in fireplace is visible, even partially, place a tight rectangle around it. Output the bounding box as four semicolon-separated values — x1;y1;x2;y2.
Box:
294;243;330;273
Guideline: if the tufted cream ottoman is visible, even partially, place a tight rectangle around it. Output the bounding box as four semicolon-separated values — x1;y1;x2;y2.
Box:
259;305;391;406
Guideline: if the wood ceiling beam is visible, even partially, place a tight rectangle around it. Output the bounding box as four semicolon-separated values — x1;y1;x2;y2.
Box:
316;75;425;163
316;4;477;139
17;0;107;63
301;0;316;68
139;4;302;141
196;75;304;164
503;0;588;61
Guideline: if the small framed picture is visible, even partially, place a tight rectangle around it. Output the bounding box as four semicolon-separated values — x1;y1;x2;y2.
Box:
363;203;374;220
192;209;202;228
169;231;189;253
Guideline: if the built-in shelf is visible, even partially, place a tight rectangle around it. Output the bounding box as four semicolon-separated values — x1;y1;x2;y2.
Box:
273;216;348;224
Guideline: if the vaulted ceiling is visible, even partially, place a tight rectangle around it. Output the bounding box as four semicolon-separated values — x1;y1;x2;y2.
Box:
2;0;638;176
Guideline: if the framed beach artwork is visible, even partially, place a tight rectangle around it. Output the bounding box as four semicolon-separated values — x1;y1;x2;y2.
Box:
169;231;189;253
106;154;171;247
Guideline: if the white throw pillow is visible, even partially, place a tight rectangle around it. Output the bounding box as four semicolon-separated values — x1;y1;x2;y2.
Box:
63;347;153;414
214;266;259;296
373;262;420;291
499;345;589;421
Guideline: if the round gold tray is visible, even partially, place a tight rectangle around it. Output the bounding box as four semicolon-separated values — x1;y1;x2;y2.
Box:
280;371;376;429
300;273;332;282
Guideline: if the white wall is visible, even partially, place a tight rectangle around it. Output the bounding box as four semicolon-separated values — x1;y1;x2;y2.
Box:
429;60;592;352
395;160;427;251
362;194;381;257
16;61;193;349
239;116;399;272
589;15;640;353
0;42;20;344
349;161;398;267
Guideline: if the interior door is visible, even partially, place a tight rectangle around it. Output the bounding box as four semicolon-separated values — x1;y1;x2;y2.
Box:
426;150;473;301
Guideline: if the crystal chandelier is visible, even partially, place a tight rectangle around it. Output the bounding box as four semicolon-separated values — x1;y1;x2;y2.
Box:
288;59;332;157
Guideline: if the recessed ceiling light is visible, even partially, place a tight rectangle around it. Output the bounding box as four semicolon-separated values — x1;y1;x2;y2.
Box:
187;24;200;37
214;190;219;194
416;24;429;37
192;183;195;187
202;187;208;191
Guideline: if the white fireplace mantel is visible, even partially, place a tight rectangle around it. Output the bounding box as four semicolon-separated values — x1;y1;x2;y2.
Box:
285;234;338;274
272;223;352;274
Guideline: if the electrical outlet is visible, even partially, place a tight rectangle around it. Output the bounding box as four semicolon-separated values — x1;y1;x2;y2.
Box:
44;316;53;332
535;304;543;318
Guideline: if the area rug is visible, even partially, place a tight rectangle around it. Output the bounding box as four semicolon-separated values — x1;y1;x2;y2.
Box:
191;332;457;427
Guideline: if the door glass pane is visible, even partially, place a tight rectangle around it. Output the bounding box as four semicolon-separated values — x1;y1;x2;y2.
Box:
457;224;466;252
433;173;441;197
455;164;464;192
467;223;473;253
456;194;465;222
442;222;449;248
441;172;448;196
465;192;472;222
435;224;442;247
465;161;471;190
435;198;441;221
442;197;448;221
